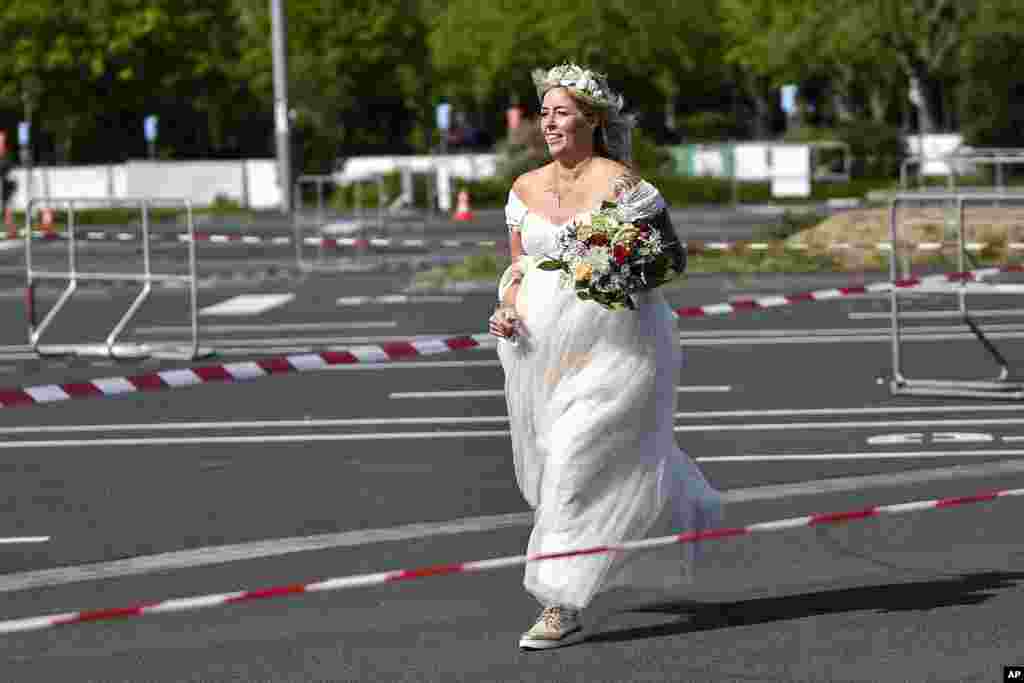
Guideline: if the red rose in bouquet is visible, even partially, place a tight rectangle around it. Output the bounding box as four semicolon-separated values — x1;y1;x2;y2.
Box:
613;243;631;265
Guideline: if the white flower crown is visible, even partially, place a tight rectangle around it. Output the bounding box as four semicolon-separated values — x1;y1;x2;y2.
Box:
531;63;624;114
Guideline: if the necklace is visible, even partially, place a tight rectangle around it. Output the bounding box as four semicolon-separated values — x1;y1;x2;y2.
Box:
549;157;593;209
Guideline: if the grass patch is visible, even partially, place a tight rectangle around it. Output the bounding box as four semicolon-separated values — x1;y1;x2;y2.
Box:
412;246;843;290
413;251;511;290
754;210;828;242
411;241;1024;290
685;250;840;275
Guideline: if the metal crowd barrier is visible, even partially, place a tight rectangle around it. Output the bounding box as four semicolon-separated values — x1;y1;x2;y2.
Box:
901;148;1024;192
25;197;212;361
888;192;1024;399
293;173;415;273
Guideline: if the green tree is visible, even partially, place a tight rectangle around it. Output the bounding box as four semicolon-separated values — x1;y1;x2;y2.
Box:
721;0;979;134
429;0;722;140
0;0;251;163
234;0;429;171
959;0;1024;148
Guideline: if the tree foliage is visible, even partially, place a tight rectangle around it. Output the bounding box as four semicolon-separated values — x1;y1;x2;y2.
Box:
0;0;1018;167
959;0;1024;147
721;0;981;133
0;0;248;162
233;0;429;170
429;0;721;137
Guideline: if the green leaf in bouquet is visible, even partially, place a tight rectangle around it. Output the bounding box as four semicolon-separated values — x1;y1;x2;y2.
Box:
600;200;618;211
537;259;565;271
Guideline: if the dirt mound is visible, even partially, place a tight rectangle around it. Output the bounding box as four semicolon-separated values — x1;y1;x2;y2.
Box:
787;206;1024;269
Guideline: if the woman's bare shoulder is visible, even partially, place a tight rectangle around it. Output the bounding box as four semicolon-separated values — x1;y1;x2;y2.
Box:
512;164;553;203
593;157;632;176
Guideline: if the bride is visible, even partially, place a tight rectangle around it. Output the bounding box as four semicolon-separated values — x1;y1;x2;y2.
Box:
489;63;723;650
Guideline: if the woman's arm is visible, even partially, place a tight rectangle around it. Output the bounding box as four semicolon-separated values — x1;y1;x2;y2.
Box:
500;175;529;308
610;170;686;287
647;209;686;277
501;229;524;307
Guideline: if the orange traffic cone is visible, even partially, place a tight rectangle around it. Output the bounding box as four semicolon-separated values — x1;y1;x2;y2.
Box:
40;207;54;236
453;190;474;222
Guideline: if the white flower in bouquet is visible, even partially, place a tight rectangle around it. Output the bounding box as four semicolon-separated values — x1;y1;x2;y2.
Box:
591;212;619;233
636;231;664;256
582;246;612;275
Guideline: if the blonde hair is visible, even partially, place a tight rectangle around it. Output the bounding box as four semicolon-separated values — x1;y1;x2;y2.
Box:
532;63;636;163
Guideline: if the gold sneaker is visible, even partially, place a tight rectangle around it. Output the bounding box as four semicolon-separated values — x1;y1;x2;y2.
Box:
519;606;585;650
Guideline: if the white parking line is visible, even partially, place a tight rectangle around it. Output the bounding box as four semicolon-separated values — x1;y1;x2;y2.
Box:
146;334;463;347
390;390;505;399
0;432;513;448
849;310;1024;320
682;331;1024;346
4;417;1024;447
134;321;398;334
0;536;50;545
5;327;1016;360
337;295;465;305
388;386;732;399
1;406;1023;436
4;457;1024;594
703;450;1024;462
672;417;1024;433
677;404;1024;419
199;294;295;317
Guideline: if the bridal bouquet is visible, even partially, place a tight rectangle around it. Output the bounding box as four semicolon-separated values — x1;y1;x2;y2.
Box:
537;201;684;310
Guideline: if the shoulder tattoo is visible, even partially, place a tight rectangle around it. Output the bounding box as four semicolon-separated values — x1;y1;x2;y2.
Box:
612;172;643;197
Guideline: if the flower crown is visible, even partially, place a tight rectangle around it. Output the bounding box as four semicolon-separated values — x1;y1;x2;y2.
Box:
531;63;624;114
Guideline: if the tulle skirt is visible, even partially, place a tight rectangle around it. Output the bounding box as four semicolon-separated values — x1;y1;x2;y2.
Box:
496;266;723;610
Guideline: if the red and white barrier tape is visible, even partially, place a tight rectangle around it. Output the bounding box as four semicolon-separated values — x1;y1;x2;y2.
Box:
8;231;1020;254
2;263;1021;409
688;239;1012;254
673;263;1024;318
0;230;506;250
0;334;494;409
0;486;1018;635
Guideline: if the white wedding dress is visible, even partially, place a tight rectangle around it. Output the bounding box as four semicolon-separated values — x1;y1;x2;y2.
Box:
496;180;723;611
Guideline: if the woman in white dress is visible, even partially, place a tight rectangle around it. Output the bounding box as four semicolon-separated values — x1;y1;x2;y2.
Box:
488;64;723;650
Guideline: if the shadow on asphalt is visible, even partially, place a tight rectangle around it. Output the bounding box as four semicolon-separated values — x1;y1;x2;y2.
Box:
584;570;1024;645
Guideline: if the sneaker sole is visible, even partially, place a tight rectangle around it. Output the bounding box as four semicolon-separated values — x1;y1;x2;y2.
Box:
518;627;586;650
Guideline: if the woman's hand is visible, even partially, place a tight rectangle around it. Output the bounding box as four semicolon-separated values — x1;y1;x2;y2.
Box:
488;303;520;340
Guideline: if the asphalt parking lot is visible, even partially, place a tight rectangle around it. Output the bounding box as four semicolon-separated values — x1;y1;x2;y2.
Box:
0;207;1022;682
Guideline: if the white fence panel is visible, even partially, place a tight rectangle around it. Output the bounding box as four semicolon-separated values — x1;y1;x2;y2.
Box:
335;154;498;184
771;145;812;197
122;160;245;206
244;159;282;209
735;144;771;181
906;134;965;176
